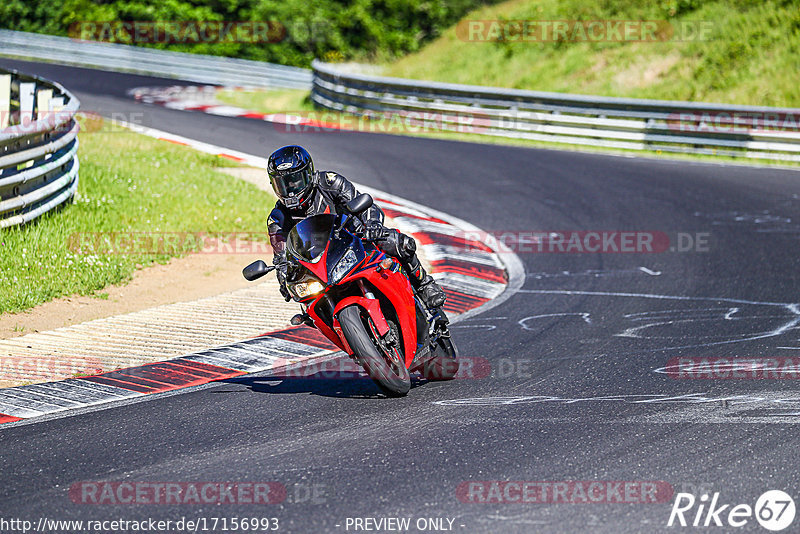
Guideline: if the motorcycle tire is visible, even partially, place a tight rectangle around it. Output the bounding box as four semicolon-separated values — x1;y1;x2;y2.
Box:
338;306;411;397
420;335;460;381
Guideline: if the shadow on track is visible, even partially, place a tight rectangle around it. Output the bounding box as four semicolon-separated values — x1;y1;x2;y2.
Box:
217;373;428;400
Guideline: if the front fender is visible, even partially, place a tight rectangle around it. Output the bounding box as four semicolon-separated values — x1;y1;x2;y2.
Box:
334;267;418;366
333;297;391;340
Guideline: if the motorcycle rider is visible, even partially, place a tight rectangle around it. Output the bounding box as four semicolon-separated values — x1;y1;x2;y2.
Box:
266;145;447;310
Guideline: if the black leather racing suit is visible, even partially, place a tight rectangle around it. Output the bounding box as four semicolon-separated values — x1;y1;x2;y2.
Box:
267;170;444;307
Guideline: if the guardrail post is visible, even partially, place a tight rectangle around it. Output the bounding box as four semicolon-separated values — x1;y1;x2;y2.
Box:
50;96;65;111
0;74;9;128
36;88;52;120
19;82;35;126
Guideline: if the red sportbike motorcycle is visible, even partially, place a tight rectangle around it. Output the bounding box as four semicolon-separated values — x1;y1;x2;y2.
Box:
243;194;459;397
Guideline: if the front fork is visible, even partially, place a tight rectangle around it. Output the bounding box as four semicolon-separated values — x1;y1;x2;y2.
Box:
331;282;396;361
357;279;399;349
358;279;377;300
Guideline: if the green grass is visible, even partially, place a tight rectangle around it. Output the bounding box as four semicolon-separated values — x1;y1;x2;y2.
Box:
216;88;316;114
0;122;275;314
383;0;800;107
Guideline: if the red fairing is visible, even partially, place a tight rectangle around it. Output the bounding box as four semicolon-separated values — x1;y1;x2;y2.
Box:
339;264;418;366
296;247;330;284
296;246;418;366
306;297;348;353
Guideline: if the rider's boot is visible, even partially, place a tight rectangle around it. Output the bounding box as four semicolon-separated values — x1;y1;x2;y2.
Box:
405;255;446;309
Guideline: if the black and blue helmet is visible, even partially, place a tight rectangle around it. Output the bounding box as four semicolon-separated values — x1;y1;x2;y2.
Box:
267;145;315;209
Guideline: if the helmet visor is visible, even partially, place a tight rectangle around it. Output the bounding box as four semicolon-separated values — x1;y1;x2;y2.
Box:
272;168;311;199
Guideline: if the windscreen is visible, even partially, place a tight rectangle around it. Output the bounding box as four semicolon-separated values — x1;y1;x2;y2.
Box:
286;214;336;262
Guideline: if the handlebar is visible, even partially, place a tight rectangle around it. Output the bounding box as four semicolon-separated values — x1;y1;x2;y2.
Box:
345;213;388;242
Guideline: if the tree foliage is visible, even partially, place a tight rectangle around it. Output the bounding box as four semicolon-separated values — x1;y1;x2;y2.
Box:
0;0;498;67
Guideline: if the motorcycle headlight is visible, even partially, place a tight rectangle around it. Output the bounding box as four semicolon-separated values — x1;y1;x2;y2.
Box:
292;280;325;299
330;249;359;283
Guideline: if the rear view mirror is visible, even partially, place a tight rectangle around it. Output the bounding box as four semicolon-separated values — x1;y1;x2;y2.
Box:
346;193;373;215
242;260;274;281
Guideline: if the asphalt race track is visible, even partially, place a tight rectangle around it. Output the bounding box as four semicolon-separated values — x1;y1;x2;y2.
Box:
2;59;800;533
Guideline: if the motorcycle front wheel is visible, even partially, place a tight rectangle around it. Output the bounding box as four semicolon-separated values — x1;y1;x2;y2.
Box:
338;305;411;397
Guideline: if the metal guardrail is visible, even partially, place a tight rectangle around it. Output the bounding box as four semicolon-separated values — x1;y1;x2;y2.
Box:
311;61;800;162
3;31;796;162
0;68;80;228
0;29;312;90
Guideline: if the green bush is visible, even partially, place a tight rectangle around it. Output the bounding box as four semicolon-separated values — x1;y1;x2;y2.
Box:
385;0;800;107
0;0;500;67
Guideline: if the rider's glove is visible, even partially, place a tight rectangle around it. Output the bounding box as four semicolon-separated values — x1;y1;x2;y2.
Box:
279;283;292;302
275;263;292;302
363;220;386;241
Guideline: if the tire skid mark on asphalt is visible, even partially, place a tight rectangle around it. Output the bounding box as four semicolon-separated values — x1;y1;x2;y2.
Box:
527;267;661;279
516;289;800;352
432;391;800;423
433;289;800;422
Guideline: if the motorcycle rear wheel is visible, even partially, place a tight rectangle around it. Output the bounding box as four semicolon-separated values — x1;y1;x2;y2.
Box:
420;335;460;381
338;306;411;397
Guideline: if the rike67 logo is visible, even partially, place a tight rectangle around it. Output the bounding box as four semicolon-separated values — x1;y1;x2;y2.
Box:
668;490;795;531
